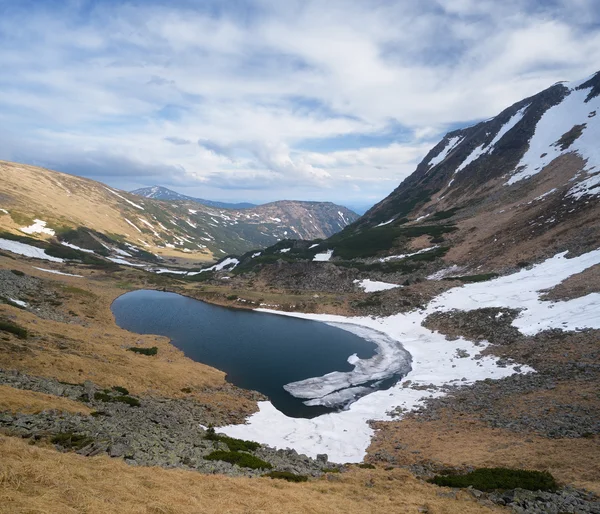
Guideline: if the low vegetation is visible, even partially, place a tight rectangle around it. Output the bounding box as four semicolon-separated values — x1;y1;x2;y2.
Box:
93;392;140;407
444;273;499;283
430;468;558;492
205;450;273;470
127;346;158;356
50;432;94;451
264;471;308;482
205;427;261;452
0;319;28;339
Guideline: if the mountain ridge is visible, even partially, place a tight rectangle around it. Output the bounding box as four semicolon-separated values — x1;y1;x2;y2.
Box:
131;185;257;210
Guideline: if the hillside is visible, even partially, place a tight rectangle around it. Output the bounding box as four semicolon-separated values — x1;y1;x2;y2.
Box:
0;162;358;264
1;72;599;513
131;185;257;209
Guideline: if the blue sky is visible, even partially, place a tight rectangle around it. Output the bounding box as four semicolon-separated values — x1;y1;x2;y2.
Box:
1;0;599;211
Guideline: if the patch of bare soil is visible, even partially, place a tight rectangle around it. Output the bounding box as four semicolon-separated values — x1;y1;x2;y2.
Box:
541;263;600;301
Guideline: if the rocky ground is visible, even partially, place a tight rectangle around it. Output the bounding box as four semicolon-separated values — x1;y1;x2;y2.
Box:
0;369;336;478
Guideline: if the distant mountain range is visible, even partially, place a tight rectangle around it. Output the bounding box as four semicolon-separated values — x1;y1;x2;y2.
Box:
0;163;359;261
131;186;257;210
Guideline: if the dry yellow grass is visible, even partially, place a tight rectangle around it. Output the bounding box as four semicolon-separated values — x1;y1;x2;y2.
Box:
0;257;258;417
0;435;503;514
0;160;213;262
369;415;600;494
0;385;92;415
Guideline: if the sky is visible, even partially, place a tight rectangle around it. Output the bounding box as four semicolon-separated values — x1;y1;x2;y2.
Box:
1;0;599;212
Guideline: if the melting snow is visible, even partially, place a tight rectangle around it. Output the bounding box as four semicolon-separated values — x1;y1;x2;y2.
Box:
124;218;142;233
457;106;529;174
309;243;319;249
252;252;262;258
222;248;600;463
8;298;28;307
375;218;395;227
61;242;95;254
0;238;63;262
20;219;55;236
107;257;145;267
34;267;83;277
428;136;463;168
507;81;600;187
354;279;400;292
105;188;144;210
379;247;436;262
191;257;240;274
279;248;291;253
313;250;333;262
0;209;8;214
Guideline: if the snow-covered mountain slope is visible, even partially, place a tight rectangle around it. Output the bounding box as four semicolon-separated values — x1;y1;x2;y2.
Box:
0;161;357;263
324;70;600;270
131;186;257;210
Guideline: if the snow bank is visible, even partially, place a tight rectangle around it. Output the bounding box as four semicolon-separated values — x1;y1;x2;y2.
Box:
107;257;145;267
354;279;400;292
313;250;333;262
0;238;63;262
222;248;600;463
9;298;28;307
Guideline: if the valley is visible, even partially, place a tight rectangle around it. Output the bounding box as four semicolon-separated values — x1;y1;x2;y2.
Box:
1;70;600;513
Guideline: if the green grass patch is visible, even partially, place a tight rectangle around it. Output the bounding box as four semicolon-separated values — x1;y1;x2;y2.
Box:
443;273;499;283
0;319;28;338
205;451;272;470
9;212;35;227
264;471;308;482
430;468;558;492
50;432;93;450
112;386;129;395
93;392;140;407
322;468;341;473
127;346;158;356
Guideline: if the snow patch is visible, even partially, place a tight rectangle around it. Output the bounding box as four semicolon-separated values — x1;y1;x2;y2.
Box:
428;136;463;168
20;219;55;236
222;248;600;463
313;250;333;262
354;279;400;293
34;267;83;277
9;298;28;307
105;188;144;210
61;242;95;254
0;238;63;262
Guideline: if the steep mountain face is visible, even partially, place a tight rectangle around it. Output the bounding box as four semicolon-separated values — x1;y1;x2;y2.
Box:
229;71;600;292
325;71;600;269
131;186;256;210
0;162;358;263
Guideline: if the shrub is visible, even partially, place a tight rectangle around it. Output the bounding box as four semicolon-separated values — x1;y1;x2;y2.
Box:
51;432;93;450
112;386;129;395
358;463;376;469
93;392;140;407
0;319;28;339
181;387;193;394
430;468;558;492
10;269;25;276
205;451;272;470
322;468;341;473
443;273;499;283
264;471;308;482
127;346;158;356
226;294;238;301
205;430;260;452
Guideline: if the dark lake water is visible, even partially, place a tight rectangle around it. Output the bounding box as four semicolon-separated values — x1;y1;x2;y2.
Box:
111;290;378;418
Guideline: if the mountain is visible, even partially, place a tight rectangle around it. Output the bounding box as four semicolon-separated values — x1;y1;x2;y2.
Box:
0;162;358;262
131;186;257;210
230;71;600;292
326;71;600;267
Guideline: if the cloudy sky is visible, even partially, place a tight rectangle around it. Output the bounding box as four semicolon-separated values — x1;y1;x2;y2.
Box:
1;0;599;211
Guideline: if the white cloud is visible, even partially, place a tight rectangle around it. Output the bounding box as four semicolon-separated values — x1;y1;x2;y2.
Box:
0;1;599;204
